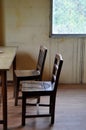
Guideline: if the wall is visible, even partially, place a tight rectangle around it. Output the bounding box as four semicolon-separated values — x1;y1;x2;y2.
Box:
1;0;86;83
0;0;5;44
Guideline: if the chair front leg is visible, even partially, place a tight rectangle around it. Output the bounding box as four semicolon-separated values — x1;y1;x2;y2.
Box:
22;93;26;126
50;95;56;125
15;79;20;106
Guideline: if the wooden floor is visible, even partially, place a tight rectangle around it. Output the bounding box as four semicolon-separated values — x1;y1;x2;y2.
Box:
0;84;86;130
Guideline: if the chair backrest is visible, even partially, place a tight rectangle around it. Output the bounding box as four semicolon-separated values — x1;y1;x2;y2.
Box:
51;53;63;93
36;45;47;80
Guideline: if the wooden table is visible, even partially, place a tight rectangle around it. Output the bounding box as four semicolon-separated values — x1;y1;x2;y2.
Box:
0;46;17;130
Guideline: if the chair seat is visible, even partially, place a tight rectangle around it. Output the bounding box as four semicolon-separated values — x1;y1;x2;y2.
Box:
22;81;54;93
15;70;40;78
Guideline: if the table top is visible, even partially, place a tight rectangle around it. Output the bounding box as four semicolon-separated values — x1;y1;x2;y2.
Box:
0;46;17;70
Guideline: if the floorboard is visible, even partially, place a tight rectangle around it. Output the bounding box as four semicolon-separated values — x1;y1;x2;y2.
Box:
0;84;86;130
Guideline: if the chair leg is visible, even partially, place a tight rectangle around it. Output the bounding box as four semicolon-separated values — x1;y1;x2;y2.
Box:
50;95;56;125
15;79;20;106
13;73;16;98
22;94;26;126
37;97;40;104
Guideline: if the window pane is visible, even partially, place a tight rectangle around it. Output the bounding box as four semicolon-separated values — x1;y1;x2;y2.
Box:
51;0;86;37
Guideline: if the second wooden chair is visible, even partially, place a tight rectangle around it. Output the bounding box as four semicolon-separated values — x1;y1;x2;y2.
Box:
14;45;47;106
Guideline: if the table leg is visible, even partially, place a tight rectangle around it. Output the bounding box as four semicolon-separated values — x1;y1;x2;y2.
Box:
13;56;16;97
1;71;7;130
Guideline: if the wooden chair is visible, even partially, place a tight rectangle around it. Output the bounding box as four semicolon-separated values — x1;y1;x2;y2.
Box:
14;45;47;106
21;53;63;126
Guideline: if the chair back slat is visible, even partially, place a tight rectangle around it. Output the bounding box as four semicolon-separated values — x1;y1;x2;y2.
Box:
51;53;63;93
36;45;47;80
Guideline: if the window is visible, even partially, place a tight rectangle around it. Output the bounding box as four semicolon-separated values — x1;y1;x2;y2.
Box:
50;0;86;37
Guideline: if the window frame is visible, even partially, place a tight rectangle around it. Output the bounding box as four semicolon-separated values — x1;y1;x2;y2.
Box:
49;0;86;38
